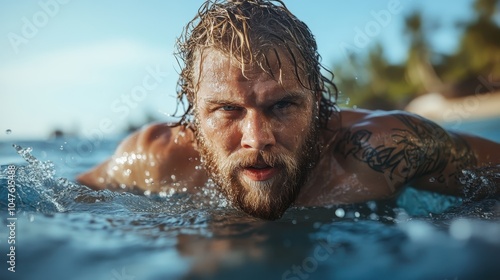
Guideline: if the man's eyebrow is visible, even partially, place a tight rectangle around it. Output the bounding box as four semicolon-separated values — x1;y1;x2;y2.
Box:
200;91;308;106
202;98;240;106
281;91;305;98
277;91;309;101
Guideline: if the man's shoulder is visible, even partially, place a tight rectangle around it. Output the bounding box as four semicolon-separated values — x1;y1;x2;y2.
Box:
76;122;202;191
117;123;194;154
133;122;177;146
331;109;436;150
337;109;414;129
309;109;420;204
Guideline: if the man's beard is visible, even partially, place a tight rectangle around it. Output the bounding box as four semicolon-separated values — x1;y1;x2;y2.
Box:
195;116;319;220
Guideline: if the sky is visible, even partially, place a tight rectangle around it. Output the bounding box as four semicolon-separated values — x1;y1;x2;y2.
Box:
0;0;476;140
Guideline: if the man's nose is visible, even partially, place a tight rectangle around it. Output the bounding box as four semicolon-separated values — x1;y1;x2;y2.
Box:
241;112;276;150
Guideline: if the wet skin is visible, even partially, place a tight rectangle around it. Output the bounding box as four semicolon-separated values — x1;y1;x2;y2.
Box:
194;50;315;180
77;51;500;211
191;49;323;219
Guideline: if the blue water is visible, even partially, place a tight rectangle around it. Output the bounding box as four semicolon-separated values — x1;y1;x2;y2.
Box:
1;118;499;280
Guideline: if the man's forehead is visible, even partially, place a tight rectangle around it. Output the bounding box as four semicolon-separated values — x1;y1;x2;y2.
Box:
193;48;304;86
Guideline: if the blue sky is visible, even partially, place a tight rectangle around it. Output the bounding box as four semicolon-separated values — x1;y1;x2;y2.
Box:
0;0;476;140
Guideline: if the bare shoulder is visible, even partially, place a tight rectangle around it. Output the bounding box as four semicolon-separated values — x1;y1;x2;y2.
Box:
301;109;421;204
329;109;452;197
111;123;173;156
337;108;423;129
77;123;206;192
334;109;452;144
334;108;452;157
76;123;177;189
122;122;196;158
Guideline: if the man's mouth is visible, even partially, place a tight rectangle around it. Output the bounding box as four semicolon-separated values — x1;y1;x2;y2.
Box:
242;164;278;181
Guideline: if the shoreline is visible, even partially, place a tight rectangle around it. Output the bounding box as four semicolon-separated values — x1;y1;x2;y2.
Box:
405;91;500;123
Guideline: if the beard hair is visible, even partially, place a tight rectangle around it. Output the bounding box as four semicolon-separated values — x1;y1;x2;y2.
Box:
194;115;319;220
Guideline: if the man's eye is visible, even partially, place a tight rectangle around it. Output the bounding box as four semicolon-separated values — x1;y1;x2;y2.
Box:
274;101;293;110
220;105;239;111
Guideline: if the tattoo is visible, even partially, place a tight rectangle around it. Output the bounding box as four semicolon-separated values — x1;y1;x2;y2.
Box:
336;114;452;186
448;131;477;181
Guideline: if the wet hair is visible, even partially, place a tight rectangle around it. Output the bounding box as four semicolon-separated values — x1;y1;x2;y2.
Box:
173;0;338;129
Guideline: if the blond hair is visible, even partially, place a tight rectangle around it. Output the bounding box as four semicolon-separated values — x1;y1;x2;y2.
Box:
174;0;338;128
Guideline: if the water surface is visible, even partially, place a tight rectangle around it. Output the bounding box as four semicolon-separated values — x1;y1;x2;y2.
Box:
1;120;499;280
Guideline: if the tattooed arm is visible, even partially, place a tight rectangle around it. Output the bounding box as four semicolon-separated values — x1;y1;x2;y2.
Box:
334;110;500;200
417;131;500;200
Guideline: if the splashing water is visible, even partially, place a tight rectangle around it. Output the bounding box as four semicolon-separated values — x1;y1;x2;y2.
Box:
460;165;500;202
12;144;56;184
0;145;65;212
0;144;229;216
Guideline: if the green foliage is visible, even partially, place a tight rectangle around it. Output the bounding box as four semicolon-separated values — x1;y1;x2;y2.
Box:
332;0;500;110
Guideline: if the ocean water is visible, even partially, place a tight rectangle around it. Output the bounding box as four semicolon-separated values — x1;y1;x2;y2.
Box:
0;118;499;280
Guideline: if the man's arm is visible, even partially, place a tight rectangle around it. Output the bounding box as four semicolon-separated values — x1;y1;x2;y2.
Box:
335;110;500;200
412;130;500;200
76;123;208;193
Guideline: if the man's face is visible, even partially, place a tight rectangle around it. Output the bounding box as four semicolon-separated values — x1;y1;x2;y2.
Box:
193;49;319;220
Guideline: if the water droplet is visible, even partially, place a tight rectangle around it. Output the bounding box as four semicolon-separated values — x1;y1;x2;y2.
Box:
124;169;132;176
354;76;358;80
345;97;350;105
429;177;436;183
58;177;69;187
168;188;176;196
335;208;345;218
369;213;379;220
5;129;12;134
353;105;358;110
59;145;64;150
366;201;377;211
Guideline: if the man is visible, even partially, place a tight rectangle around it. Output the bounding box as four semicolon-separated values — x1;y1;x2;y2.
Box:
77;0;500;220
